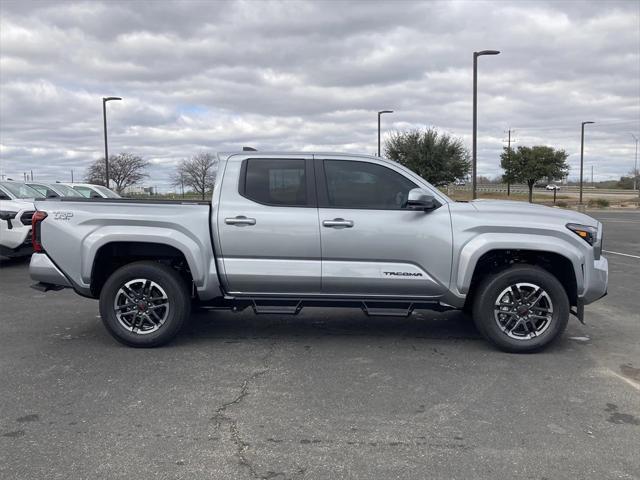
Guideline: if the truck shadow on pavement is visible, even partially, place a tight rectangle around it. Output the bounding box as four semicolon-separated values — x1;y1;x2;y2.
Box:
171;308;574;353
177;309;483;346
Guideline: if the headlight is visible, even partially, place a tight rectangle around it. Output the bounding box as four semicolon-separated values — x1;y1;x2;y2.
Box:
0;210;18;221
566;223;598;246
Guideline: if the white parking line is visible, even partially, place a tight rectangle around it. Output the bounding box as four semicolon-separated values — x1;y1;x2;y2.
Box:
600;367;640;392
603;250;640;259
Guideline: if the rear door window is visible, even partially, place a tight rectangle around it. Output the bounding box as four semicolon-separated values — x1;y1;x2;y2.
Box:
242;159;310;207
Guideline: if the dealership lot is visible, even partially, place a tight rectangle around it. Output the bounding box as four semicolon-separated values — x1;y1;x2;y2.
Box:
1;211;638;480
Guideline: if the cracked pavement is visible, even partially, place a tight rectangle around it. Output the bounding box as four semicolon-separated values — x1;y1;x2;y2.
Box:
1;211;639;479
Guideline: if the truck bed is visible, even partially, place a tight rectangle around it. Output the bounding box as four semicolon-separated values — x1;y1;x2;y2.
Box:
34;197;219;299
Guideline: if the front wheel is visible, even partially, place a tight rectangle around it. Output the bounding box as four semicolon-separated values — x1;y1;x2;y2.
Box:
99;261;191;347
472;265;569;353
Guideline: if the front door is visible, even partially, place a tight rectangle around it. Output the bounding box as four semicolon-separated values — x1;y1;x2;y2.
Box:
316;157;452;298
217;155;321;295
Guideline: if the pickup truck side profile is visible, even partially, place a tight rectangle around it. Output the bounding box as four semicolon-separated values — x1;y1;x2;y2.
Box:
29;152;608;352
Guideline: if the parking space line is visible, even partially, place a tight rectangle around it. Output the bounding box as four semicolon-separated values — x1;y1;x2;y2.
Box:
603;250;640;259
600;367;640;392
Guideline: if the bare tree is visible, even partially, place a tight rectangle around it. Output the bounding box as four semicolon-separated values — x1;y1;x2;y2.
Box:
85;153;149;194
172;153;217;200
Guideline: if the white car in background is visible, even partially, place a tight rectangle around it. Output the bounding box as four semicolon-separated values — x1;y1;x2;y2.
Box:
58;183;121;199
0;182;42;258
27;182;84;198
545;184;560;191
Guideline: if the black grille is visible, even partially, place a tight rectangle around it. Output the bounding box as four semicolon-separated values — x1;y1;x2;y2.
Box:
20;211;35;226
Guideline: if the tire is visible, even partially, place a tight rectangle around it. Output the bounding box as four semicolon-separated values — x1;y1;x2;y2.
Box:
99;261;191;347
472;265;569;353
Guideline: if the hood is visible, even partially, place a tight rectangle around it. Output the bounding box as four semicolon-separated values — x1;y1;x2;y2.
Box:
470;199;599;227
0;198;37;212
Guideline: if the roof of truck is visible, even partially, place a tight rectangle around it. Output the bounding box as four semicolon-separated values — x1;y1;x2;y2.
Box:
218;151;381;161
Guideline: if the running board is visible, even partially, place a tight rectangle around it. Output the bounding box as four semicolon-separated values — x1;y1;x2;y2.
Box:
195;296;454;316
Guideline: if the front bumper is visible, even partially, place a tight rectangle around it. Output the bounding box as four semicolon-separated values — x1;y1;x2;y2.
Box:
0;237;33;258
580;256;608;305
29;253;71;287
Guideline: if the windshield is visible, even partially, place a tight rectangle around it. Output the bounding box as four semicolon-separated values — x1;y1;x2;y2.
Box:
0;181;45;199
93;185;121;198
53;184;83;197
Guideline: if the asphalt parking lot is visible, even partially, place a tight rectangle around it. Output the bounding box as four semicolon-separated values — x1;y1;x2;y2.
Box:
1;211;638;480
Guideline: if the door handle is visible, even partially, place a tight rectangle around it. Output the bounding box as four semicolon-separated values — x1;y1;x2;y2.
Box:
225;215;256;226
322;218;354;228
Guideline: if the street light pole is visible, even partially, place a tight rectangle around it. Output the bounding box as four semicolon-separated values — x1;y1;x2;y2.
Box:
631;133;639;194
377;110;393;157
102;96;122;188
579;121;595;205
472;50;500;200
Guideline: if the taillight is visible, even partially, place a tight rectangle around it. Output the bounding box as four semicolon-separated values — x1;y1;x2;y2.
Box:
31;211;48;252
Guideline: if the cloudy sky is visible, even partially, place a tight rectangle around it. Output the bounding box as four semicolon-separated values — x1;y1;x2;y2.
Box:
1;0;638;190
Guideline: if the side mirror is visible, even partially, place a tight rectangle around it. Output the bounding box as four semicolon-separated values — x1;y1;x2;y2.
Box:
0;211;17;229
406;188;437;211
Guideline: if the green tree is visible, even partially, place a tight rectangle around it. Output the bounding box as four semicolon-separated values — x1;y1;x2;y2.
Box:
384;128;471;186
500;145;569;202
616;175;634;190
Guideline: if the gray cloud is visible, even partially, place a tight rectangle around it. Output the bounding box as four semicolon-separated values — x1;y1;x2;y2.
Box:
0;0;638;189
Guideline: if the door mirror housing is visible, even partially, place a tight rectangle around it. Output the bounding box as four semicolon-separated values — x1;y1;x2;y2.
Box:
406;188;437;211
0;211;17;221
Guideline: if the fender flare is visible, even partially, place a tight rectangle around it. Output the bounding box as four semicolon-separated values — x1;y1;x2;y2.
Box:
455;233;584;295
82;226;221;300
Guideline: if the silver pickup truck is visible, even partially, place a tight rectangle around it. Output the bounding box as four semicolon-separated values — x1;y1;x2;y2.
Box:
29;151;608;352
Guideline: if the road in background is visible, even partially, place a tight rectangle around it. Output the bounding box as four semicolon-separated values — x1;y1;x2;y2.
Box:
1;211;638;480
449;185;639;203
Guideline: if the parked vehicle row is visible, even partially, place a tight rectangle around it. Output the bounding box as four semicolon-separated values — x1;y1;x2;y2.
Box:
26;182;121;199
0;180;120;258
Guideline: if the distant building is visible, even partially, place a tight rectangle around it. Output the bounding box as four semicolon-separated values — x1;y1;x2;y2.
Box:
122;185;155;195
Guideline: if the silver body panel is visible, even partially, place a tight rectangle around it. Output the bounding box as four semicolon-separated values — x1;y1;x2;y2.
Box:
216;154;321;294
318;208;451;296
30;151;608;310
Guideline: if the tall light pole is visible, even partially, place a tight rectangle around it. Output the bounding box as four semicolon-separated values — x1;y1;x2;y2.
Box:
377;110;393;157
579;121;594;205
631;133;639;194
472;49;500;199
102;96;122;188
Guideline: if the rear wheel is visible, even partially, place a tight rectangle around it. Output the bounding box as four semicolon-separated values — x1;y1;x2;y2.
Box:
99;261;191;347
472;265;569;352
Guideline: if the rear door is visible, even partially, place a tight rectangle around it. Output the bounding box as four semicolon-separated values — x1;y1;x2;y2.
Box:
315;156;452;298
217;155;321;295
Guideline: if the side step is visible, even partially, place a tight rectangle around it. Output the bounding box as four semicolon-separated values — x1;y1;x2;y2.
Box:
362;301;414;317
31;282;65;293
251;299;303;315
